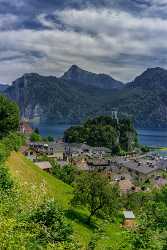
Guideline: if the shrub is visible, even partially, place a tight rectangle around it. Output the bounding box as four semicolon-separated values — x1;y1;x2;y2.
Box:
29;199;73;244
0;142;7;163
0;164;13;191
30;132;42;142
51;161;78;186
0;95;19;139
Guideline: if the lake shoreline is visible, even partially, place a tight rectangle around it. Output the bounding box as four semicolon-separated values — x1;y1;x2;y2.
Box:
30;122;167;148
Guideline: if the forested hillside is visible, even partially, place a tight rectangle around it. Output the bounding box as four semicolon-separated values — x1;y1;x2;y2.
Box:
4;66;167;127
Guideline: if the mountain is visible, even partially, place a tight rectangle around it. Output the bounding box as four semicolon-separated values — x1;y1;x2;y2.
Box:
127;67;167;90
0;83;9;92
106;67;167;128
62;65;124;90
4;67;167;128
5;72;113;123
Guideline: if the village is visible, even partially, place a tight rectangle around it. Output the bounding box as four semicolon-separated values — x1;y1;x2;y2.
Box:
20;120;167;197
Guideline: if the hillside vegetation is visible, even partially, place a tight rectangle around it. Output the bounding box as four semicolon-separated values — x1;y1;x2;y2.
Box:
2;94;167;249
7;152;126;249
64;116;138;153
5;66;167;127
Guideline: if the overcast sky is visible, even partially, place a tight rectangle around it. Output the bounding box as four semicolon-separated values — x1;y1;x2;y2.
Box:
0;0;167;83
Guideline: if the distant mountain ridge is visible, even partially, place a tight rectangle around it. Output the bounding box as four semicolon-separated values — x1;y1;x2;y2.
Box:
5;72;113;123
62;65;123;90
108;67;167;128
127;67;167;90
4;65;167;128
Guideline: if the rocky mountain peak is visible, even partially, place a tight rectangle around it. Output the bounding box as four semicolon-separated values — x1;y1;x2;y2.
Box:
62;65;123;90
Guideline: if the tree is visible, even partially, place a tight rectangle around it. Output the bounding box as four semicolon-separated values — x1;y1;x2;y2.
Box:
0;95;19;138
0;142;7;163
30;132;42;142
29;199;73;243
34;127;39;134
64;116;137;153
47;136;54;142
51;161;78;185
71;172;120;224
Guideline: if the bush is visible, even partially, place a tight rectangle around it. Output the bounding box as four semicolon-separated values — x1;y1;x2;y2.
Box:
29;199;73;244
0;95;19;138
51;162;78;186
30;132;42;142
2;132;25;154
141;145;150;153
0;142;8;163
0;164;13;191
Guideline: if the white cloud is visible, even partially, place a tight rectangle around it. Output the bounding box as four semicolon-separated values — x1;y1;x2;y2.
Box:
1;6;167;83
0;14;18;29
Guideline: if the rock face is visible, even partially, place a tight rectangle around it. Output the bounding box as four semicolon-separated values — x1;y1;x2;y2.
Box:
62;65;124;90
4;66;167;128
5;74;44;119
5;72;112;123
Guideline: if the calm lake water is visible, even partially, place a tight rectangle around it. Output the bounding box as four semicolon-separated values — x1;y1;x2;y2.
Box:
30;122;167;147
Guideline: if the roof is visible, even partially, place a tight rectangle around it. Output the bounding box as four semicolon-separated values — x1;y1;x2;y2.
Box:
92;147;111;153
123;160;160;175
57;161;67;167
123;211;135;219
155;177;167;187
87;159;109;167
35;161;52;170
119;179;134;193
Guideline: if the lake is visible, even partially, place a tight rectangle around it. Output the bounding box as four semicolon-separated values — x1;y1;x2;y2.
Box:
30;122;167;147
137;128;167;147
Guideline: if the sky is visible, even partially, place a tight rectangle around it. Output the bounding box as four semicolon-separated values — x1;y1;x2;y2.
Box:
0;0;167;83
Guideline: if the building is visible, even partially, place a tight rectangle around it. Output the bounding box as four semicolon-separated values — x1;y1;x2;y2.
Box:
119;179;135;193
122;159;162;181
29;142;65;160
87;159;110;171
35;161;52;172
65;143;92;158
91;147;112;158
20;146;37;161
123;211;136;228
110;157;163;182
19;121;33;135
154;177;167;188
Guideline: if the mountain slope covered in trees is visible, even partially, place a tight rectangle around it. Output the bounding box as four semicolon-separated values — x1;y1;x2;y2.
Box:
4;66;167;127
62;65;123;90
106;67;167;128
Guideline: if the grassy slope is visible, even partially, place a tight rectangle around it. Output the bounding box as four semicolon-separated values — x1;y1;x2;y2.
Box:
7;152;127;249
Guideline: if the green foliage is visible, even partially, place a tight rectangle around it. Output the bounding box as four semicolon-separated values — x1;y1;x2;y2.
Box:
64;116;138;153
2;132;25;154
71;172;121;224
34;127;39;134
29;199;73;244
140;145;150;153
0;164;13;191
0;95;19;138
47;136;54;142
0;133;24;192
51;161;78;185
0;142;8;163
124;187;167;250
30;132;42;142
43;136;54;142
